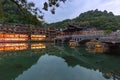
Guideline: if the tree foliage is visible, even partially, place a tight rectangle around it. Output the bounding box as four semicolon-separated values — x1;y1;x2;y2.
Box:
104;29;112;34
0;0;67;26
0;0;41;25
9;0;66;19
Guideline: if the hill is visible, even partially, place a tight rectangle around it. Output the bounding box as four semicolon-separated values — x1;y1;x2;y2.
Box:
47;9;120;30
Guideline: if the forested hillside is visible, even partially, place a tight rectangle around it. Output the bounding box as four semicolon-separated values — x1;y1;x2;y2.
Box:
47;9;120;30
0;0;41;26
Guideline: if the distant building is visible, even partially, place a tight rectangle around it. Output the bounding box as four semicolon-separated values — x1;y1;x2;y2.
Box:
116;30;120;33
0;24;29;34
0;24;48;42
61;24;87;35
56;25;105;37
46;28;57;40
81;30;104;35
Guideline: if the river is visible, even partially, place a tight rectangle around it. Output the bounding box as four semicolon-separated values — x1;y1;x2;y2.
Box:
0;43;120;80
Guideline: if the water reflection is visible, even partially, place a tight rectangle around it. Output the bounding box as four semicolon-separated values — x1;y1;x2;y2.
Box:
86;47;104;53
85;41;105;53
31;43;46;49
0;43;27;51
0;44;120;80
15;54;111;80
0;43;46;51
54;44;120;80
86;45;120;54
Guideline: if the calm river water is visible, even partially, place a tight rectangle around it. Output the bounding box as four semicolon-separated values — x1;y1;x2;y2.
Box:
0;43;120;80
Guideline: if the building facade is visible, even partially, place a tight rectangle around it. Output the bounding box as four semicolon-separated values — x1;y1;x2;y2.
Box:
0;24;49;42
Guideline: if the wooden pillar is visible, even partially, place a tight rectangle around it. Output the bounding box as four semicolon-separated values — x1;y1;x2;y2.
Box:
28;25;31;42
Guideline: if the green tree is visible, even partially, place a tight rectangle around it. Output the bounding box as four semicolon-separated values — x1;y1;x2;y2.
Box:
0;0;67;26
104;29;112;34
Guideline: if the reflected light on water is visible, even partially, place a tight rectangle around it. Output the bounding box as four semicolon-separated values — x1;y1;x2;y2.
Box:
85;41;105;53
0;43;46;51
31;43;46;49
86;47;104;53
0;43;28;51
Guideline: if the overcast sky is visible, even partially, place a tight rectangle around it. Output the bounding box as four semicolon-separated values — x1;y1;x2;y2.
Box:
28;0;120;23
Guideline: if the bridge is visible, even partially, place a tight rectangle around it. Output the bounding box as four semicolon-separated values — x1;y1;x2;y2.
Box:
54;34;120;48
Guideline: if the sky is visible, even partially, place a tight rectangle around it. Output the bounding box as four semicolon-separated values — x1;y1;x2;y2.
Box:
28;0;120;23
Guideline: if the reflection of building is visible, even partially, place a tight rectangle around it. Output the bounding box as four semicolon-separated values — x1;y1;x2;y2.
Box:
31;43;46;49
0;43;46;51
0;43;28;51
69;40;76;48
85;41;105;53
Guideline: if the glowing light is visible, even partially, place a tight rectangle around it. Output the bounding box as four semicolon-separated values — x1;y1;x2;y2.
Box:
0;33;3;37
31;35;46;38
4;38;28;41
0;33;28;42
31;43;46;49
0;43;28;51
0;43;46;52
31;35;46;41
0;32;46;42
